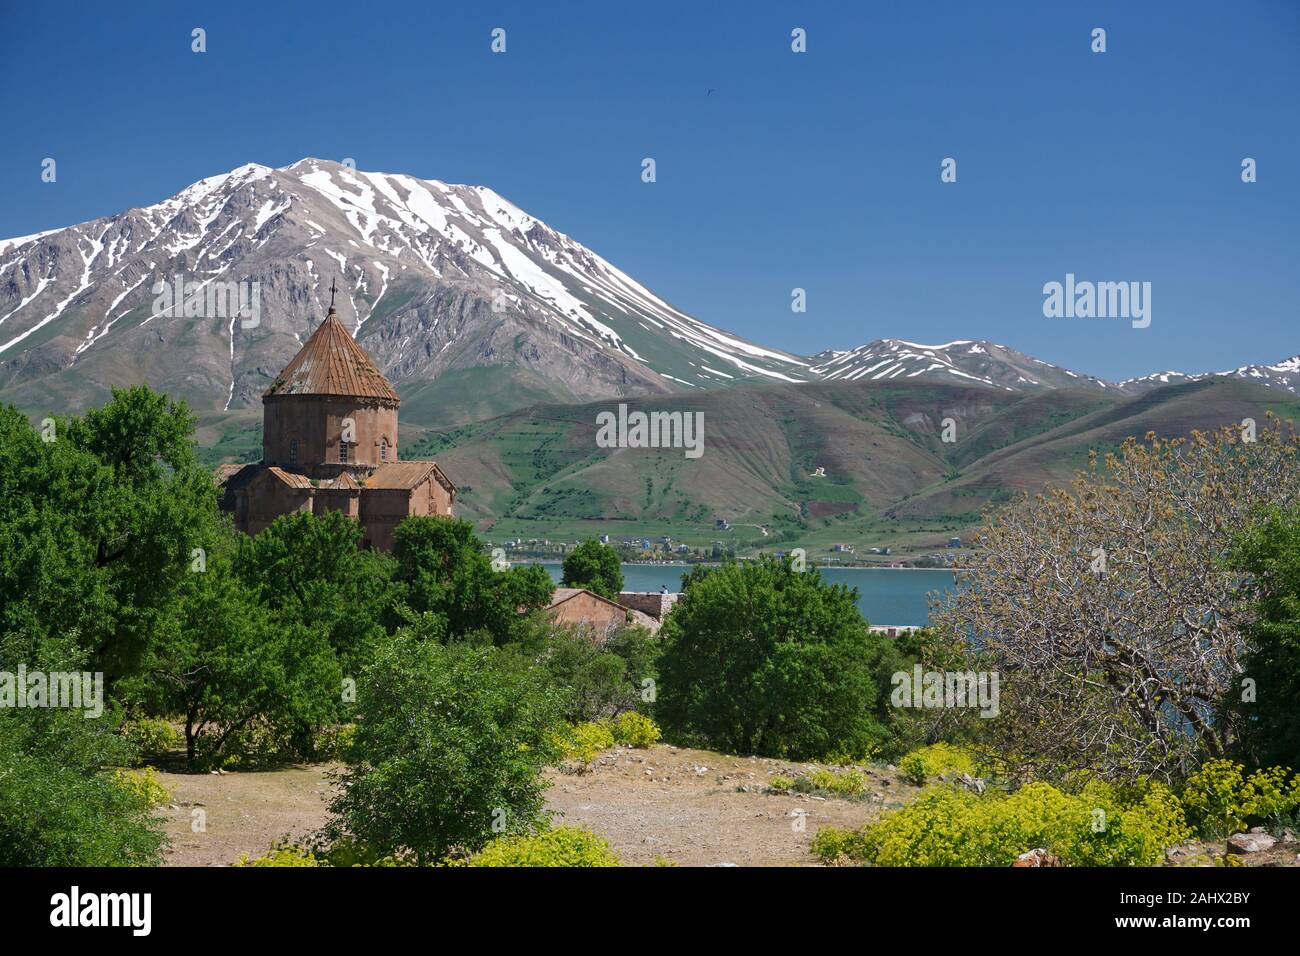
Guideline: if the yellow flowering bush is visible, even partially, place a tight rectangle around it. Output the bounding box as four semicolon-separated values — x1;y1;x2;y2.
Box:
1180;760;1300;837
812;779;1191;867
113;767;173;808
607;712;661;748
897;743;980;785
468;826;619;867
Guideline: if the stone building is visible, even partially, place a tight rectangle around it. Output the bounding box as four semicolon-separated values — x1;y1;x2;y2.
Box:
217;295;455;550
545;588;659;641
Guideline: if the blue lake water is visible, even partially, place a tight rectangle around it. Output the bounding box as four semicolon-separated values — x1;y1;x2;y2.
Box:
535;563;956;628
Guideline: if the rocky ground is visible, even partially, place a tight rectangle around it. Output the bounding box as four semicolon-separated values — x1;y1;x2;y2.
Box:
1164;828;1300;867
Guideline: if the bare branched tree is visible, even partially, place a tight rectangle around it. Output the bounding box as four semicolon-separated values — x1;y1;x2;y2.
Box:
931;416;1300;783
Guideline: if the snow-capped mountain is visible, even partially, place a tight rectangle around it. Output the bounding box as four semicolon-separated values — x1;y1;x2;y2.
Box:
0;159;808;416
1119;356;1300;395
808;339;1117;392
0;158;1293;423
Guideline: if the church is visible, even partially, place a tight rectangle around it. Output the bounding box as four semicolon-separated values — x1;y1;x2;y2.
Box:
216;288;456;550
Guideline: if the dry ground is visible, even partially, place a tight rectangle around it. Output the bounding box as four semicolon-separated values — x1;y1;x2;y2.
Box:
154;745;917;867
153;746;1298;867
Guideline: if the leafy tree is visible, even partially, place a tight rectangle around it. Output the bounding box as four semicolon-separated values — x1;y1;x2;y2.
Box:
0;388;216;683
126;533;341;769
236;510;395;674
326;635;564;863
929;419;1300;783
0;639;165;865
391;516;553;644
656;557;897;759
1228;505;1300;770
561;540;623;599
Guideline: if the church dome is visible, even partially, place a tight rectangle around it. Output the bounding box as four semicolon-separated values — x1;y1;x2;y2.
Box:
263;303;400;405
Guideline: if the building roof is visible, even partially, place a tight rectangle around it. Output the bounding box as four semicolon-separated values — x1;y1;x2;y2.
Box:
263;306;400;404
263;466;314;489
317;473;360;491
365;460;456;493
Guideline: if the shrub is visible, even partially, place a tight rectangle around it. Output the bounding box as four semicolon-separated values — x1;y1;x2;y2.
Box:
898;743;978;786
1227;506;1300;770
1180;759;1300;838
557;721;616;767
120;718;182;762
769;775;796;793
0;708;167;866
816;767;870;797
815;780;1191;867
113;767;174;808
811;826;873;866
608;712;660;748
236;842;322;867
469;826;619;867
326;636;564;864
535;627;637;722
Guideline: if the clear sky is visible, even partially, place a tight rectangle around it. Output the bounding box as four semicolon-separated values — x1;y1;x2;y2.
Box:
2;0;1296;381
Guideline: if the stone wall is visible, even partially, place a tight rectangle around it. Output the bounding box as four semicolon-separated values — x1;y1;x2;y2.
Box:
617;591;680;621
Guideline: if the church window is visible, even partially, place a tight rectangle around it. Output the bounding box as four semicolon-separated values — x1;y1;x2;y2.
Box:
288;438;299;466
380;438;389;462
339;442;349;464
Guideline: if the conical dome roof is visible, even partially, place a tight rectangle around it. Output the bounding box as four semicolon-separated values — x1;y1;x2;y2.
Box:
263;306;400;404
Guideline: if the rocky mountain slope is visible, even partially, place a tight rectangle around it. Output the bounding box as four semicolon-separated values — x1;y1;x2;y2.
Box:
0;158;1293;428
0;159;808;422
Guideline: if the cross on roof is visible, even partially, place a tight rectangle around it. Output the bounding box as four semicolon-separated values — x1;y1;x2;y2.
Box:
329;277;338;311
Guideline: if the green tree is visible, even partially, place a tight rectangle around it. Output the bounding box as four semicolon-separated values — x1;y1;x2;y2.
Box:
656;557;897;759
326;635;564;863
392;516;553;644
0;639;166;865
126;533;342;769
1228;505;1300;770
236;510;395;674
0;388;216;683
561;540;623;600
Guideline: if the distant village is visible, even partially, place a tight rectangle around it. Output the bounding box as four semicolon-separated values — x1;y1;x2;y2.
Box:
486;523;970;569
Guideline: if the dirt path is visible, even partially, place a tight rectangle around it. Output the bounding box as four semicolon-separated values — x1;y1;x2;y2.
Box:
154;746;915;867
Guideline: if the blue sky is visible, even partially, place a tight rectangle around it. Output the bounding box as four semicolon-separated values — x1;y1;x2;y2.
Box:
2;0;1297;380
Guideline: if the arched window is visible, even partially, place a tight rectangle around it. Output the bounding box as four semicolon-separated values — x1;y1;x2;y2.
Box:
288;438;299;466
380;438;389;462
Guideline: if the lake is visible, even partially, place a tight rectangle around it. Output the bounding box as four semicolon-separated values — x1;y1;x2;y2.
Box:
534;563;956;628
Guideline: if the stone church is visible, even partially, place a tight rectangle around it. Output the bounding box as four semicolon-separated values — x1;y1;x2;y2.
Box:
216;294;455;551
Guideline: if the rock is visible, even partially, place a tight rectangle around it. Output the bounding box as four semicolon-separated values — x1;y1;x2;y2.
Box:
958;773;987;794
1280;828;1297;844
1012;848;1063;867
1227;832;1277;854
